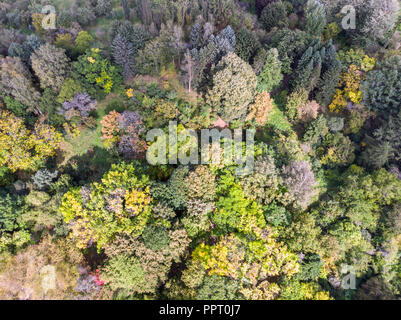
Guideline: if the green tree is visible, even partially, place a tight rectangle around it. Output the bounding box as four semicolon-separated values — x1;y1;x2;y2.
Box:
362;55;401;116
206;53;257;121
260;1;289;32
197;275;241;300
268;28;312;74
305;0;327;36
73;48;122;94
59;162;152;250
74;31;94;55
235;28;261;64
57;78;84;104
257;48;283;93
103;254;147;293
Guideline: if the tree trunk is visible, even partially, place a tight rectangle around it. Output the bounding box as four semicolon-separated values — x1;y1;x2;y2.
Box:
121;0;130;20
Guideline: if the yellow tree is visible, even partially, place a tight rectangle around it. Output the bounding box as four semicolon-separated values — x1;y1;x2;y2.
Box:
0;110;62;172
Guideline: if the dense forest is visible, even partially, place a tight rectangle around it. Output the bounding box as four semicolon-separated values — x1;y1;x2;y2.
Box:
0;0;401;300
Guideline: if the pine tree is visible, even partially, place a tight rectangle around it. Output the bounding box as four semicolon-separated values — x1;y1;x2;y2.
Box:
111;34;135;80
362;55;401;116
315;60;341;107
260;1;289;32
361;113;401;169
190;22;203;49
235;28;261;64
257;48;283;93
33;169;59;190
305;0;327;36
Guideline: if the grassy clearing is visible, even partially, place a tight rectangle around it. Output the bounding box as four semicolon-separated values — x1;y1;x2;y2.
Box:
266;105;292;132
58;94;122;166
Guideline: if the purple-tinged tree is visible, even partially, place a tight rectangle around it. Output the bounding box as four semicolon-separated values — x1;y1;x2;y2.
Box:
59;93;97;120
281;160;317;209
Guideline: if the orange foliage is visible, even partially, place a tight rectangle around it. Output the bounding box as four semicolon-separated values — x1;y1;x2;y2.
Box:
246;91;274;126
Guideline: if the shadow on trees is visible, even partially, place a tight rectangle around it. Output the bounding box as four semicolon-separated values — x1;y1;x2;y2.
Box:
62;146;117;186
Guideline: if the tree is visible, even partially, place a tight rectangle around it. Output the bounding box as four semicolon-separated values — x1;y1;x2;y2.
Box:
268;28;312;74
252;48;268;76
361;113;401;169
305;0;327;36
296;254;323;281
356;277;395;300
111;34;135;80
0;237;85;299
73;48;122;94
8;34;42;65
339;0;400;43
315;59;342;107
190;22;204;49
156;21;186;66
180;50;195;92
74;6;96;27
255;0;275;16
190;25;237;90
0;56;41;113
117;111;147;159
239;154;280;205
292;41;322;92
59;162;152;250
285;89;309;121
0;190;24;236
197;275;241;300
103;254;147;293
141;224;170;251
246;91;274;126
362;55;401;116
280;160;317;209
191;231;300;300
260;1;289;32
31;43;70;92
257;48;283;93
235;28;261;64
32;169;58;190
54;34;75;58
184;165;216;202
212;170;266;235
0;110;62;172
206;53;257;121
74;31;94;55
336;167;401;232
103;229;190;296
94;0;112;17
297;100;320;123
57;10;74;28
57;78;84;104
59;93;97;120
279;279;330;300
110;21;150;55
101;110;121;143
121;0;130;20
293;39;339;98
38;88;65;127
135;38;165;75
2;95;28;117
